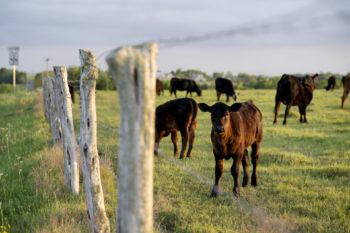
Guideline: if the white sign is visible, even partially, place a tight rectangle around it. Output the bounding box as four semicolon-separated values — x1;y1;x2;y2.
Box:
8;46;20;66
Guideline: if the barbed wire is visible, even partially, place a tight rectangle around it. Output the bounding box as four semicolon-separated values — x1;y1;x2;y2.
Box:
95;1;329;61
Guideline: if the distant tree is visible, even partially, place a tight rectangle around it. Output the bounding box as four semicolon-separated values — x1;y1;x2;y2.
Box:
96;69;116;90
67;66;81;82
224;71;235;81
34;70;54;88
0;67;27;84
213;72;224;79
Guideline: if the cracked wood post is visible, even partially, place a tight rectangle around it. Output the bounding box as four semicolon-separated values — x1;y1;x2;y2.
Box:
42;77;50;121
53;66;79;194
106;42;157;233
43;77;62;144
79;49;110;233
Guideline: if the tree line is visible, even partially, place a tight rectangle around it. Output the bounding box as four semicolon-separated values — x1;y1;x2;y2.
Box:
0;66;346;91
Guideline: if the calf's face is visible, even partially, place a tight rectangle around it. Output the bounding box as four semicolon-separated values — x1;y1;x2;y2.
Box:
303;73;318;91
198;102;241;134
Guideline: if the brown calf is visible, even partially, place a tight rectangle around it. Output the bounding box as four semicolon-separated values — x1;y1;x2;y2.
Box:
341;74;350;108
155;98;198;159
199;100;263;197
156;79;164;96
273;73;318;125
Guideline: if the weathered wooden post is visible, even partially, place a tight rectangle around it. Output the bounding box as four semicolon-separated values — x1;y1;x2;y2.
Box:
106;42;157;233
53;66;79;195
79;49;110;233
42;77;50;120
42;77;62;144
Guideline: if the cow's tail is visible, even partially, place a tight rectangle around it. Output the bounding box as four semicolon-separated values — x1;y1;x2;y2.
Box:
342;76;346;86
189;99;198;130
275;76;290;102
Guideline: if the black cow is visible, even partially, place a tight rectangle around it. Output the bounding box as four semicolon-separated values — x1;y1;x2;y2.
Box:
215;77;237;102
341;74;350;108
170;77;202;97
273;73;318;125
68;82;75;103
154;98;198;159
325;76;336;91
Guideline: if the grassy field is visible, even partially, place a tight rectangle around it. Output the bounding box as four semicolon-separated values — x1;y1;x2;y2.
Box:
0;88;350;232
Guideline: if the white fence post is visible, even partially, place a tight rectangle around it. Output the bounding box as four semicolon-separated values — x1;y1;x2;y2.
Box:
106;42;157;233
79;49;110;233
42;77;50;121
53;66;79;195
42;77;62;144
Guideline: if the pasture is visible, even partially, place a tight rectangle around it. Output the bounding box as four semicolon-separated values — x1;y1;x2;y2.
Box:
0;88;350;232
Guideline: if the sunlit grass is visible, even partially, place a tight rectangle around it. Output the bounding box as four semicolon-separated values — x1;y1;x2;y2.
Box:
1;88;349;232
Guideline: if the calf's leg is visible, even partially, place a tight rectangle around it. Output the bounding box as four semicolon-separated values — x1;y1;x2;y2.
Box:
302;105;308;123
216;91;221;101
273;101;281;124
171;131;178;157
283;104;291;125
179;128;189;159
251;143;260;186
186;122;196;158
341;90;349;108
211;158;223;197
242;150;249;187
231;156;242;197
298;105;304;123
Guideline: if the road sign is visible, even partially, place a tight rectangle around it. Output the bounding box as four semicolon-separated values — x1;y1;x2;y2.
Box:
8;46;20;66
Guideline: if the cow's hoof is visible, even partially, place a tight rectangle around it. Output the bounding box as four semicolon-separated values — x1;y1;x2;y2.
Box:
273;120;277;124
283;121;287;125
242;176;249;187
251;177;258;187
211;185;219;197
233;188;240;197
179;156;185;159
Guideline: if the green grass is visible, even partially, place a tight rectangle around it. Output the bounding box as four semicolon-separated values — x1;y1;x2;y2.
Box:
1;88;350;232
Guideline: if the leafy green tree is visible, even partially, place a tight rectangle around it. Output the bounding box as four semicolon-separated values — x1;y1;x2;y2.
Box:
0;67;27;84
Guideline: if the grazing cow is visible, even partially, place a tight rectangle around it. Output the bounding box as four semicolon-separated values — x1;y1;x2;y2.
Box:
341;74;350;108
155;98;198;159
273;73;318;125
170;77;202;97
199;101;263;197
215;77;237;102
325;76;336;91
156;79;164;96
68;82;75;103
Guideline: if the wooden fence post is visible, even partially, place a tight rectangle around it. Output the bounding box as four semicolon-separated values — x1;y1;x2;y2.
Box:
106;42;157;233
53;66;79;195
42;77;50;121
42;77;62;144
79;49;110;233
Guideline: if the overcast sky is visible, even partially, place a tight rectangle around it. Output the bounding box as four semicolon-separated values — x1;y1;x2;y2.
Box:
0;0;349;75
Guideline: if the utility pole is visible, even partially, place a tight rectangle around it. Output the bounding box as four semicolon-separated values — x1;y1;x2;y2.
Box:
44;57;51;77
8;46;19;92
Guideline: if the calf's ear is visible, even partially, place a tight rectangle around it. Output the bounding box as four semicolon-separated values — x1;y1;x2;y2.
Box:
198;103;211;112
229;103;242;112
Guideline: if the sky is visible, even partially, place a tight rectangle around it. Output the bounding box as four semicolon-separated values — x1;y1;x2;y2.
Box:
0;0;349;75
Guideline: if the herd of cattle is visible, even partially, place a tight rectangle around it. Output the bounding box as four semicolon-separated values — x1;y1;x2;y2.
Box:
154;74;350;197
64;74;349;197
